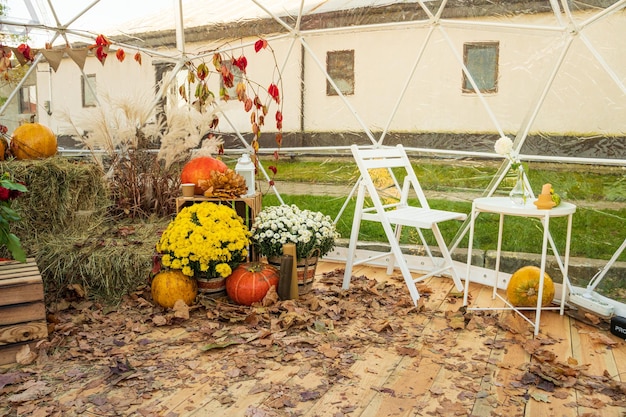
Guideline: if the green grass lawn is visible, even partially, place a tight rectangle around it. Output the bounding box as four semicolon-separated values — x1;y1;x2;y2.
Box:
258;156;626;262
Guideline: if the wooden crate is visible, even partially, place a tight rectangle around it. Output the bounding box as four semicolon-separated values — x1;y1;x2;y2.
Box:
0;258;48;365
175;192;263;261
176;192;262;223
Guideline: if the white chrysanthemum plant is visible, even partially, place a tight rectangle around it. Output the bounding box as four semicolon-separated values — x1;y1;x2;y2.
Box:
251;204;339;260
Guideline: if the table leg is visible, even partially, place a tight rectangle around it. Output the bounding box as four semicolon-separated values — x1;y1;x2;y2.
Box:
534;213;551;335
493;213;504;299
560;213;573;315
463;203;477;306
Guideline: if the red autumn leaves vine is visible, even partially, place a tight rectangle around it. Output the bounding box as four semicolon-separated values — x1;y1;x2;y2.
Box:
179;38;284;182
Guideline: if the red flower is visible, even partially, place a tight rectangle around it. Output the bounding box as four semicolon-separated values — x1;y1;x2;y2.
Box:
0;187;9;201
268;165;277;175
134;52;142;65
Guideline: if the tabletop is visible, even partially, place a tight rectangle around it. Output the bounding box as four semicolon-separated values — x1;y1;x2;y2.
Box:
472;197;576;217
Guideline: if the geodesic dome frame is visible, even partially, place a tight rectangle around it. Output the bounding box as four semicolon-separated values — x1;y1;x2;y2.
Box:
2;0;626;314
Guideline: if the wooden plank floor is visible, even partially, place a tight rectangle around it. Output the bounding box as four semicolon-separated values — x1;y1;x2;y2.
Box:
1;260;624;417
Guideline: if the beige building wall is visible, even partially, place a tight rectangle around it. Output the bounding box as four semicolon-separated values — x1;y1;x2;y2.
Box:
33;9;626;140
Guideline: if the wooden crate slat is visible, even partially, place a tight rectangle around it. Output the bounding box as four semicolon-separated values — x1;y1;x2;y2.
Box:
0;320;48;345
0;271;44;286
0;258;37;272
0;340;41;366
0;302;46;326
0;282;45;306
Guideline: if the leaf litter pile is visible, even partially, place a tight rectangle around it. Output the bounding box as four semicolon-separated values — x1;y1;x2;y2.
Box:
1;270;625;417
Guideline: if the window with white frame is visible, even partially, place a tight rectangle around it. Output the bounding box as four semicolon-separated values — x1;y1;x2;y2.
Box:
462;42;499;94
19;85;37;114
326;50;355;96
81;74;97;107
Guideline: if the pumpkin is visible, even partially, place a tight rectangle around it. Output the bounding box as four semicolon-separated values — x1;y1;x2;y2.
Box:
0;137;7;161
10;122;58;159
181;156;228;194
151;269;198;309
506;266;555;307
226;262;279;306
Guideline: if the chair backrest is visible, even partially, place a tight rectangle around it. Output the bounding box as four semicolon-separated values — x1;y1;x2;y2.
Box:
351;144;430;210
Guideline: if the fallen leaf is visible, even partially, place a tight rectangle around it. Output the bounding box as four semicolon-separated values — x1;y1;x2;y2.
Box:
173;299;190;319
16;344;38;365
588;331;618;346
530;391;550;403
8;381;52;403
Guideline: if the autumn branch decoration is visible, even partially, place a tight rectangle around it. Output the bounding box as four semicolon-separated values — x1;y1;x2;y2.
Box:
180;38;284;182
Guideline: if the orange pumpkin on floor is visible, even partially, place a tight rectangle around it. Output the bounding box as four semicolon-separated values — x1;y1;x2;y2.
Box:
10;122;58;159
226;263;279;306
180;156;227;194
151;269;198;309
506;266;555;307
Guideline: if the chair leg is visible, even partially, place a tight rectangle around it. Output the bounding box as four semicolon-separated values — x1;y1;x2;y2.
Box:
431;224;464;291
378;219;420;305
386;224;402;275
343;184;366;289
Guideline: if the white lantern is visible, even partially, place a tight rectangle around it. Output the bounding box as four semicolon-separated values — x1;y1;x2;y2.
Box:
235;153;255;197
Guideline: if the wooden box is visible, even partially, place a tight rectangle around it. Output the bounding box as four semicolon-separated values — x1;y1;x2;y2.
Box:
0;258;48;365
176;192;263;230
175;192;263;261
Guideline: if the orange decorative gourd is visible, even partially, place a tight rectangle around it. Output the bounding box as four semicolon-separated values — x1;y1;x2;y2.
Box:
506;266;555;307
10;123;58;159
151;269;198;309
226;262;279;306
180;156;227;194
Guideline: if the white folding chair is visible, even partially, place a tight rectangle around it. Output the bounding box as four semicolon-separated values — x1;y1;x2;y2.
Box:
342;144;467;306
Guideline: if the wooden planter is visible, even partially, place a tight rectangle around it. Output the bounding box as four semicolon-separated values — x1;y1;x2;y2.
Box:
0;258;48;365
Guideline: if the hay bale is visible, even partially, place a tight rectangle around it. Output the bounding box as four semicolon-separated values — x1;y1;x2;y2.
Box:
0;157;109;243
35;218;168;302
0;157;170;303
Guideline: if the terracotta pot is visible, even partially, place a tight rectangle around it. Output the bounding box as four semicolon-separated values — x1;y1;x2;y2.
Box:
195;275;227;298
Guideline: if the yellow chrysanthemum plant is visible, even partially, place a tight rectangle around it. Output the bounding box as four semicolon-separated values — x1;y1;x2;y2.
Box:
156;202;251;279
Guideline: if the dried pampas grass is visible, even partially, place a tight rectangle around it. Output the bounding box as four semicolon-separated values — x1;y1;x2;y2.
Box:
60;88;224;218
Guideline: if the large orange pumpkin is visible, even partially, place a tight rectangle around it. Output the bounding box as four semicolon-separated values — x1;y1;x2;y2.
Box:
226;262;279;306
506;266;555;307
10;123;58;159
181;156;227;194
151;269;198;309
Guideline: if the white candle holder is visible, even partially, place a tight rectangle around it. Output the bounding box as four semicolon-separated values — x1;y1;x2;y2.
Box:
235;153;255;197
